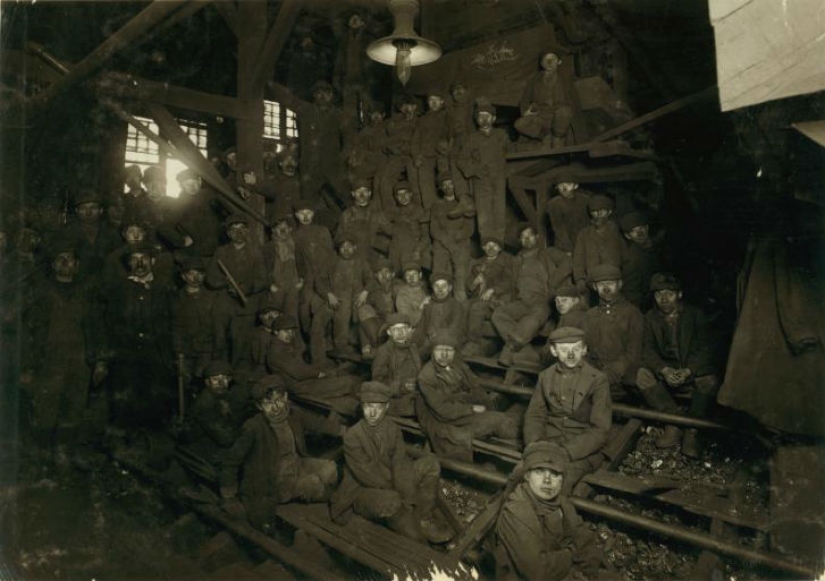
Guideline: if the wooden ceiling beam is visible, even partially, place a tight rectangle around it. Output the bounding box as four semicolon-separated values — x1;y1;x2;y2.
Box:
213;1;239;37
251;0;304;92
31;1;192;110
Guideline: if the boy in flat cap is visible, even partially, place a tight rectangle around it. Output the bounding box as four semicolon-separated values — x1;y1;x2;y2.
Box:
429;170;475;300
312;233;372;359
417;330;520;462
206;214;269;365
220;375;339;531
582;264;644;400
395;260;430;328
619;211;663;310
495;442;601;581
331;381;452;543
356;256;398;358
158;168;227;258
263;214;303;322
636;273;718;456
547;181;590;255
293;201;336;365
336;178;393;264
553;282;588;330
414;271;467;357
411;90;450;211
492;223;572;367
388;180;431;273
456;97;510;244
513;51;573;147
64;190;122;280
523;327;611;488
172;255;217;384
381;95;421;210
572;194;624;295
372;313;421;417
354;105;391;206
259;150;302;224
22;237;100;461
264;316;360;414
464;237;517;356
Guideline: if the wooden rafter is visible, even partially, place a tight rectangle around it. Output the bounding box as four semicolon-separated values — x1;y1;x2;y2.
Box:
251;0;304;92
32;1;191;110
213;1;239;37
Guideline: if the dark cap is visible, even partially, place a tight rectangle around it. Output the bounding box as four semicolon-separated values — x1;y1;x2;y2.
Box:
522;442;568;473
548;326;585;344
258;295;283;313
252;374;288;401
311;80;333;94
370;255;393;272
619;211;648;233
402;260;421;272
178;255;206;272
436;170;453;185
588;195;614;212
430;271;452;284
431;330;458;348
124;164;142;178
204;360;233;378
360;381;393;403
142;166;165;185
48;232;77;260
222;146;236;161
516;222;535;236
75;189;104;207
589;263;622;283
385;313;411;328
554;282;579;298
273;315;298;330
474;97;495;114
126;242;157;257
393;181;412;193
351;177;372;191
398;93;418;107
293;198;314;212
176;168;200;183
650;272;682;292
481;236;503;248
224;213;248;227
334;229;357;246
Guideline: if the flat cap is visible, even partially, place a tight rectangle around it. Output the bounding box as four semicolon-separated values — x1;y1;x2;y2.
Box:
430;271;452;284
589;263;622;283
125;242;157;257
398;93;418;107
293;198;314;212
474;97;495;114
619;211;648;233
311;80;333;94
351;177;372;191
273;315;298;330
385;313;411;327
554;282;579;298
224;213;248;227
178;255;206;272
176;168;200;182
334;229;357;246
360;381;393;403
252;374;288;401
522;442;568;473
142;166;165;184
436;170;453;184
431;329;458;348
203;360;233;378
258;295;283;313
393;181;412;193
650;272;682;292
370;255;394;272
481;236;503;248
547;326;585;344
48;232;77;259
402;260;421;272
75;189;104;206
516;222;535;235
588;195;614;212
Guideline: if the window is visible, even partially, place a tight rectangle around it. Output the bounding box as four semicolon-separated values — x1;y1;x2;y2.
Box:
263;100;298;151
123;116;208;198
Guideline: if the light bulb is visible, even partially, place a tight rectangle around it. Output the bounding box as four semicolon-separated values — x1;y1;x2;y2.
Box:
395;46;412;86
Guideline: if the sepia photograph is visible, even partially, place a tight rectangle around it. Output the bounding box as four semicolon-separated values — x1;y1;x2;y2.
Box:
0;0;823;579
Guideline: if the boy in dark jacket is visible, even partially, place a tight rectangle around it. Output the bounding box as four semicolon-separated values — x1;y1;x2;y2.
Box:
219;375;339;531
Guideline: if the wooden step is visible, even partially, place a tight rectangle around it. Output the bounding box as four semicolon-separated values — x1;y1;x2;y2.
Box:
277;503;474;580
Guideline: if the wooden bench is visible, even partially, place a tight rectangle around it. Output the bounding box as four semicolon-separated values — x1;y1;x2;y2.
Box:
276;503;475;581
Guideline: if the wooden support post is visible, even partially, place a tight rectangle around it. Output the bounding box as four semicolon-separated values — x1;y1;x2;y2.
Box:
33;1;189;109
507;185;539;227
213;1;239;37
251;0;303;91
236;1;268;243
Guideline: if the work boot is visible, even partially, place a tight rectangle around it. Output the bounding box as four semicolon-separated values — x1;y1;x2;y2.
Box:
419;516;454;544
387;507;425;543
681;428;702;458
656;425;682;449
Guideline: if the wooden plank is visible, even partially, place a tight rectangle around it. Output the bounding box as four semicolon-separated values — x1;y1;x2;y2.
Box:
213;1;239;37
512;162;659;188
94;72;247;119
448;493;504;559
508;185;538;226
33;1;189;108
251;0;304;91
464;355;541;375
